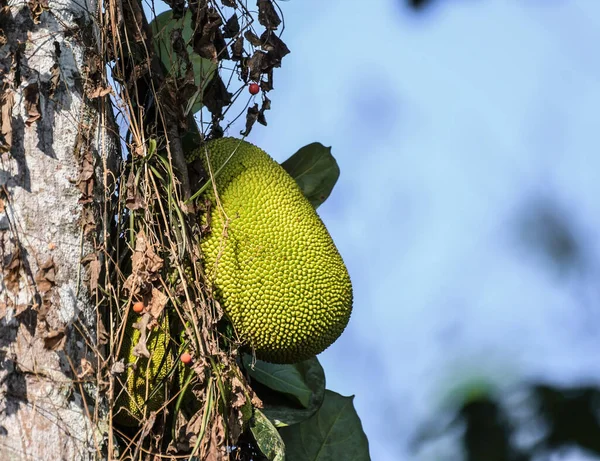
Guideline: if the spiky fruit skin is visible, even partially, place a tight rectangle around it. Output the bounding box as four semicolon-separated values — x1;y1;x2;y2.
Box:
114;313;173;426
198;138;352;364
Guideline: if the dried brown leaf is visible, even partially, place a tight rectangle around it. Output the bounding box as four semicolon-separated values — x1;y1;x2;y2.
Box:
203;74;232;118
231;36;244;62
257;94;270;126
0;88;14;154
223;13;240;39
48;63;60;99
27;0;48;24
97;317;109;346
228;376;248;442
5;249;22;292
111;359;126;375
123;231;163;295
260;30;290;66
125;169;144;210
147;287;168;319
132;313;151;358
240;103;259;136
88;85;112;99
203;414;227;461
76;149;94;203
244;30;262;47
89;257;101;292
23;83;41;126
80;207;96;236
43;328;66;350
251;392;263;409
257;0;281;30
35;258;56;293
77;358;94;379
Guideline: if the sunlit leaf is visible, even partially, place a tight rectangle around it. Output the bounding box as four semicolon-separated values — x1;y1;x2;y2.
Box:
250;408;286;461
281;143;340;209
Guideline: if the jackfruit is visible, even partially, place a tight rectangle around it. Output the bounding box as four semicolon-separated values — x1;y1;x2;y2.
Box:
114;312;173;426
197;138;352;364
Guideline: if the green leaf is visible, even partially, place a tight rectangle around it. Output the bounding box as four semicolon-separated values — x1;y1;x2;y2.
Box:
250;408;286;461
243;355;313;408
243;355;326;427
281;143;340;209
279;390;370;461
150;10;217;113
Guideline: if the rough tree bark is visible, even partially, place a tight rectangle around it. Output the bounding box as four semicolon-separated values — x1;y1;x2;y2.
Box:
0;0;113;458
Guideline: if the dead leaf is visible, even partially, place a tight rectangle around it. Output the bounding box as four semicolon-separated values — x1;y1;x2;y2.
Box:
228;376;248;442
111;359;125;374
23;83;41;125
76;149;94;203
251;391;263;409
123;231;163;295
27;0;48;24
257;0;281;30
240;103;259;137
132;313;151;358
35;258;56;293
125;169;144;210
48;63;60;99
43;328;66;350
88;85;112;99
80;206;96;236
202;413;227;461
82;252;101;291
257;94;270;126
77;358;94;379
4;248;22;293
0;88;14;154
259;30;290;66
97;318;109;346
202;74;232;118
231;36;244;62
147;288;168;319
244;30;262;47
223;13;240;39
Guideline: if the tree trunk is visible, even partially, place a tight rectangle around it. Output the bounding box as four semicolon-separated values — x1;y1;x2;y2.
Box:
0;0;113;458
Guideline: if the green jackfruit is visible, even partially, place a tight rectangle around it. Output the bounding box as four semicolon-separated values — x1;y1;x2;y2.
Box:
198;138;352;363
114;312;173;426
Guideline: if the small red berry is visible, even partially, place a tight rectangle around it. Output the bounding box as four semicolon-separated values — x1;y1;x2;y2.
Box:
180;352;192;365
132;301;145;313
249;83;260;95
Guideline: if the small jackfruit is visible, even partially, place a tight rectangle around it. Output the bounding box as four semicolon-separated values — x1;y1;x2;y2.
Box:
198;138;352;364
114;313;173;426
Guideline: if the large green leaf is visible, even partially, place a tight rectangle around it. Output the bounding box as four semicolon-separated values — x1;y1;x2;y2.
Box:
279;390;370;461
281;143;340;209
150;10;217;113
250;408;286;461
243;355;326;427
243;355;313;408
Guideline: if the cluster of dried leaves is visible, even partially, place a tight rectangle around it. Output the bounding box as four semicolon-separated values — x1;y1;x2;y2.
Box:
86;0;287;458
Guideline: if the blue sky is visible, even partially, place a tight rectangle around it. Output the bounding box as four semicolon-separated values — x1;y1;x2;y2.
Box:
248;1;600;460
150;1;600;459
